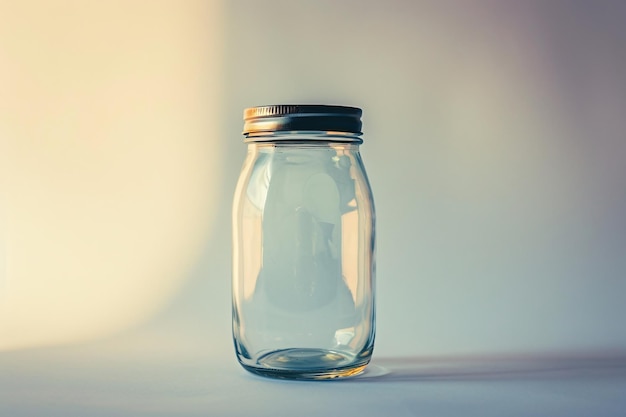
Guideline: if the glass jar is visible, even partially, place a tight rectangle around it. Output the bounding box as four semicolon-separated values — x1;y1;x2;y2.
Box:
232;105;375;379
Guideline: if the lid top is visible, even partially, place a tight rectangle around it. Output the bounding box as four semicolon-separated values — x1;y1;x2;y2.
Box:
243;104;362;136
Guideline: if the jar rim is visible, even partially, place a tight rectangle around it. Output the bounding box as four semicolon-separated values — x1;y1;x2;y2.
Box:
243;131;363;144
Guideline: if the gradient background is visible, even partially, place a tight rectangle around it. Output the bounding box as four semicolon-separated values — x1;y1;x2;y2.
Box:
1;0;626;415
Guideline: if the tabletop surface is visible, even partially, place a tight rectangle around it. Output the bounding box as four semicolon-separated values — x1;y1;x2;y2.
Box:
2;336;625;417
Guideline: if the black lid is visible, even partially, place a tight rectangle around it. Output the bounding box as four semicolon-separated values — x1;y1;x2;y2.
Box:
243;104;362;136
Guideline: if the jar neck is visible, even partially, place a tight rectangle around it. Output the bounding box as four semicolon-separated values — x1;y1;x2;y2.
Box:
243;130;363;144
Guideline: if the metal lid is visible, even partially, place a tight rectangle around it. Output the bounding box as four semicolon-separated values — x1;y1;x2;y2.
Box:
243;104;362;136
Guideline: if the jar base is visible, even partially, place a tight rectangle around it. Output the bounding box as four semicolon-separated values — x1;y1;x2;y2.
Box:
241;348;369;380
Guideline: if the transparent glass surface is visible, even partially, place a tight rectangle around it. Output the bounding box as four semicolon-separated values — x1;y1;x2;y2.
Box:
232;137;375;379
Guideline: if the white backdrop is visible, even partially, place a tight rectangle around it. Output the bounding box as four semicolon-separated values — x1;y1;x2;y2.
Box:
2;0;626;373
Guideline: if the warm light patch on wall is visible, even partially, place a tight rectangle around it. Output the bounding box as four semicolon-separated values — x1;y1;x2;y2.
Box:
0;0;223;351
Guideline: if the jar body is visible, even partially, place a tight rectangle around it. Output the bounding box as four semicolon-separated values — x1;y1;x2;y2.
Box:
232;136;375;379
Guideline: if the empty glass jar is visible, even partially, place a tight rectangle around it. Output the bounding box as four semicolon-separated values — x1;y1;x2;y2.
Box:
232;105;375;379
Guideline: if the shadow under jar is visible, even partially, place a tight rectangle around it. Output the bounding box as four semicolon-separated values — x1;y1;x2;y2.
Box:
232;105;376;380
